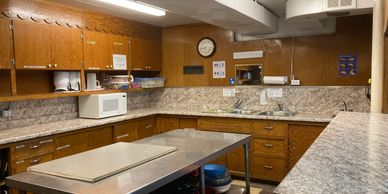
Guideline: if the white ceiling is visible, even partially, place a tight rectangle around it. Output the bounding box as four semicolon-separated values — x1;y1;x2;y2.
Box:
52;0;288;27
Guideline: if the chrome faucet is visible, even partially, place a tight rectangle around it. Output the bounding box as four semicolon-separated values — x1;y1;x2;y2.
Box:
276;100;284;111
234;99;243;110
340;101;353;112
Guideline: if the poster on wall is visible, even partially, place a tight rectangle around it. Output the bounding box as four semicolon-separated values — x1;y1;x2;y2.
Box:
212;61;226;78
338;55;357;76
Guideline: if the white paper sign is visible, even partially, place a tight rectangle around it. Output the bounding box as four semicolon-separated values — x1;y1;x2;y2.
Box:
113;54;127;70
213;61;226;78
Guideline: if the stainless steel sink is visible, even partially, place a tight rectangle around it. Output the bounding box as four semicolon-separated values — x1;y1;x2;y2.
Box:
259;111;294;117
202;109;256;115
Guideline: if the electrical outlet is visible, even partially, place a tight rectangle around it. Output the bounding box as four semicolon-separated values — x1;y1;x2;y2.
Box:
1;110;12;118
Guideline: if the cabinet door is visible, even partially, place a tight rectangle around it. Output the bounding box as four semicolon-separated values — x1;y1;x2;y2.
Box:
110;34;129;70
0;19;12;69
156;116;179;134
14;20;51;69
54;132;88;159
130;38;161;71
83;31;111;70
87;126;113;149
51;26;83;70
114;120;138;142
288;124;326;171
179;118;198;129
137;117;155;139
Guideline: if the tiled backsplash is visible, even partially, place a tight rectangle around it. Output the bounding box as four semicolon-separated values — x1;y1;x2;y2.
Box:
0;86;370;130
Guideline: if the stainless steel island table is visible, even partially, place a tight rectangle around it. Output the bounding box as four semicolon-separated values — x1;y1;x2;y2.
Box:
6;129;251;194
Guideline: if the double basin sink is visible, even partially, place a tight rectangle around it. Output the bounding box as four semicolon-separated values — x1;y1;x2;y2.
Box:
202;109;294;117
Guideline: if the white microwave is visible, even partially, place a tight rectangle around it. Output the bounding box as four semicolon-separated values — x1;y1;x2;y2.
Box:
79;93;127;119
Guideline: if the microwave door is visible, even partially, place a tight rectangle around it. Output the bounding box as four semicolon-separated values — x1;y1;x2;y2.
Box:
99;96;122;118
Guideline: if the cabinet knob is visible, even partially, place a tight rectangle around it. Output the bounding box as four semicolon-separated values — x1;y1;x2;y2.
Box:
48;64;52;68
110;65;113;69
106;65;109;69
53;64;58;68
264;126;273;130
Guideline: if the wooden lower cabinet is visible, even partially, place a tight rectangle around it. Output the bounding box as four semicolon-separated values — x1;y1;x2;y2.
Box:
12;153;53;174
287;123;326;171
252;156;286;182
54;131;88;159
87;126;113;149
179;117;198;129
156;116;179;134
137;117;156;139
114;120;138;143
198;117;253;175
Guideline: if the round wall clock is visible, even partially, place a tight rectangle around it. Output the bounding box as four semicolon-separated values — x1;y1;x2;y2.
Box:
197;37;216;58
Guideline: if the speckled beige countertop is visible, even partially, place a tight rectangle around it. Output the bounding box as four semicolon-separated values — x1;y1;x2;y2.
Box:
275;112;388;193
0;108;333;145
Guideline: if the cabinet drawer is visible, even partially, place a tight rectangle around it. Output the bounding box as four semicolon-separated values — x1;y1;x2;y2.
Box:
54;132;88;159
253;121;287;139
198;118;252;134
115;121;137;142
12;138;54;161
13;153;53;174
253;138;287;158
138;118;155;140
252;156;286;182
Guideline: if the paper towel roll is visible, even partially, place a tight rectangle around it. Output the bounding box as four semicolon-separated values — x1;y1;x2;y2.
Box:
263;76;288;85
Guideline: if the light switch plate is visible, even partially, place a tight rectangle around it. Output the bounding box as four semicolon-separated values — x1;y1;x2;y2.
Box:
267;88;283;98
291;80;300;86
1;110;12;118
223;88;236;97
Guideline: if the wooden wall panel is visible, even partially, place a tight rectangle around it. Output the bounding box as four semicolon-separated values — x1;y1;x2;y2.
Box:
162;15;372;87
16;71;53;95
0;70;11;97
0;0;162;40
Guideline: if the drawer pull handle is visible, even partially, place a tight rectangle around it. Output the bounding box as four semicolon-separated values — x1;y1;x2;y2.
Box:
145;125;153;129
40;139;53;144
15;144;25;149
29;145;40;149
30;159;41;164
56;144;70;151
264;165;273;169
264;143;273;147
117;134;129;139
16;160;24;164
264;126;273;130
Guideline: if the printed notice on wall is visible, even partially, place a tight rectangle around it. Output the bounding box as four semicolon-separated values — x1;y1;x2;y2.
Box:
212;61;226;78
113;54;127;70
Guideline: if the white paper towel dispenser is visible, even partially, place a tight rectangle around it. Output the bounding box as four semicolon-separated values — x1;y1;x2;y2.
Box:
263;76;288;85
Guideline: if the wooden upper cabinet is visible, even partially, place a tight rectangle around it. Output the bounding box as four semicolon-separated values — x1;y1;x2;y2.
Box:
0;19;12;69
83;30;111;70
50;26;82;70
14;20;51;69
110;34;129;70
83;31;130;70
13;20;83;70
130;37;162;71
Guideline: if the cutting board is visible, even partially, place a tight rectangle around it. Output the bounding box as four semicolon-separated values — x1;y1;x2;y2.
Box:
28;142;177;182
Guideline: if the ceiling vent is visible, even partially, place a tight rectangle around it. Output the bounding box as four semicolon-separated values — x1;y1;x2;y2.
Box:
324;0;356;11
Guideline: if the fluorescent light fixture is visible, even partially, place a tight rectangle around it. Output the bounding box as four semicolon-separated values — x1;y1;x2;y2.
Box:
98;0;166;16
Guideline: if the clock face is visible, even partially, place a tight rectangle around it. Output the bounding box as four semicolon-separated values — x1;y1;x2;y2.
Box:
197;37;216;58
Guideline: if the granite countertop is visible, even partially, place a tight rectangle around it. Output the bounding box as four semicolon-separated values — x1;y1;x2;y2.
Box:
275;112;388;193
0;108;333;145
